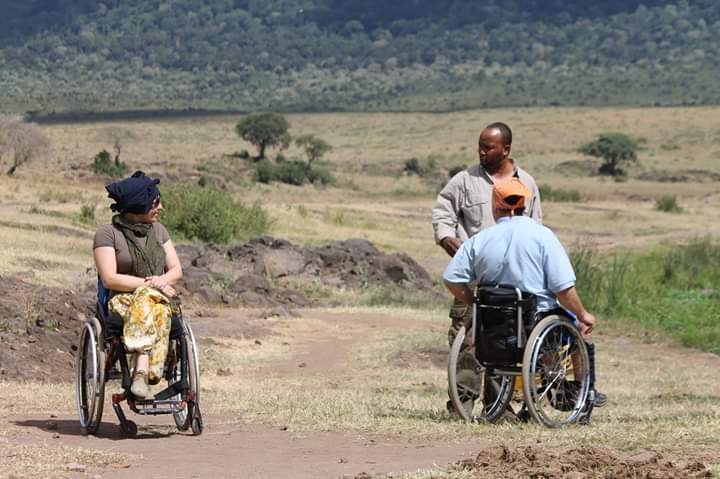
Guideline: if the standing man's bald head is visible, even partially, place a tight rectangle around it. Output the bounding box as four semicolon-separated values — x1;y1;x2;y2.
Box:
479;122;513;175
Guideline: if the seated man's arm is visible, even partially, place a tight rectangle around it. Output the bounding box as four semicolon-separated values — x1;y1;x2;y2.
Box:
556;286;596;337
444;281;473;305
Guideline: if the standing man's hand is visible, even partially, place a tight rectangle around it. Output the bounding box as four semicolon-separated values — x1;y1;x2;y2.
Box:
440;237;462;257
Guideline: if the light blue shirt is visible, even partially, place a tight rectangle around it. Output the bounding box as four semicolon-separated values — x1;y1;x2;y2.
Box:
442;216;575;311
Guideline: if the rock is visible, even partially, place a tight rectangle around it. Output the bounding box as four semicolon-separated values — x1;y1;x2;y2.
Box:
194;286;222;304
231;275;270;293
216;367;232;376
262;249;307;278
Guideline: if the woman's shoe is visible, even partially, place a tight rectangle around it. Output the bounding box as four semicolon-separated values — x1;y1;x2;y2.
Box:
131;370;150;399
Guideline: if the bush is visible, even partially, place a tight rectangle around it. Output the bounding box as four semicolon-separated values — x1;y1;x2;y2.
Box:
93;149;127;178
306;164;335;185
253;159;334;186
161;184;271;243
78;204;96;225
539;184;582;202
655;195;682;213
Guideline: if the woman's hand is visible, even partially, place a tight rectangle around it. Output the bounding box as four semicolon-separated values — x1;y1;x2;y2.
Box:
159;284;177;298
144;275;168;289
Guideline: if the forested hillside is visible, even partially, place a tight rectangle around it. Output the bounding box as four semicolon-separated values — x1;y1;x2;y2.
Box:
1;0;719;114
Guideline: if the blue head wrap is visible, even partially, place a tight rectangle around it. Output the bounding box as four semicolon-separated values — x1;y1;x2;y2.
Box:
105;170;160;214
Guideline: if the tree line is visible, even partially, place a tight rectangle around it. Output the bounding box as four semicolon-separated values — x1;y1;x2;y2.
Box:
1;0;719;113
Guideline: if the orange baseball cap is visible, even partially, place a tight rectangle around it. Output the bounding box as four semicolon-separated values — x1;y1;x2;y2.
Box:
492;178;531;215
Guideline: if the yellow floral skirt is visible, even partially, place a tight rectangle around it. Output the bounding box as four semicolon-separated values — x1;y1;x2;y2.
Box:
109;286;172;384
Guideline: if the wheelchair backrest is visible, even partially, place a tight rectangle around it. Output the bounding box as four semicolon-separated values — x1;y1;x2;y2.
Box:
473;284;537;365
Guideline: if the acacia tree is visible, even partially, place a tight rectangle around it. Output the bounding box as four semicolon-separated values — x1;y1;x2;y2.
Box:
294;134;331;168
235;113;291;160
0;118;51;176
578;133;639;176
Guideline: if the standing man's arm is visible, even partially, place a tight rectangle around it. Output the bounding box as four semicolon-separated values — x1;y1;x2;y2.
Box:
432;175;464;257
444;282;473;305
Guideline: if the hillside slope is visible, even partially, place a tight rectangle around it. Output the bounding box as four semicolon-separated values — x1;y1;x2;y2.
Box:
1;0;719;113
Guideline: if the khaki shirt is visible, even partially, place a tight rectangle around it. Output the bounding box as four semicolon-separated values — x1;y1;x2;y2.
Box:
432;161;543;243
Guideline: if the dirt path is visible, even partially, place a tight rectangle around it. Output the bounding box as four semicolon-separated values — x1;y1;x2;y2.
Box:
6;309;486;479
5;307;719;479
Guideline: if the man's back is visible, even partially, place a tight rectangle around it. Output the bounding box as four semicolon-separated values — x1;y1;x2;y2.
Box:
443;216;575;310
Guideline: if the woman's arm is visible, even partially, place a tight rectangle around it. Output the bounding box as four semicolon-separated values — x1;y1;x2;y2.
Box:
144;239;183;290
94;246;147;292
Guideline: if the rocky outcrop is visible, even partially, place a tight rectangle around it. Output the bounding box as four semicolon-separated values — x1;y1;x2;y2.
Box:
176;237;436;307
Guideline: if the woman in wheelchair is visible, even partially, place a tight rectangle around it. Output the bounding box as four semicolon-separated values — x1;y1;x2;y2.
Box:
93;170;182;399
443;178;606;425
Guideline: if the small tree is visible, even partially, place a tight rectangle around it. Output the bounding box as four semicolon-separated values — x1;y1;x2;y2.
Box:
96;127;137;168
294;134;331;168
235;113;290;160
578;133;639;176
0;118;51;176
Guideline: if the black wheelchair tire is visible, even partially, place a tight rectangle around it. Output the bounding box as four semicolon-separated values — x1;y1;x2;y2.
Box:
448;326;515;423
76;318;106;436
521;315;590;427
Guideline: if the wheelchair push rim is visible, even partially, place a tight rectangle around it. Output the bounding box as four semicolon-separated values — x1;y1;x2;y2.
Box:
172;322;202;433
521;315;590;427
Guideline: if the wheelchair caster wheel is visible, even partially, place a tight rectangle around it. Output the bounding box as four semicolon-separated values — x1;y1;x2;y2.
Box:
191;409;204;435
120;420;138;438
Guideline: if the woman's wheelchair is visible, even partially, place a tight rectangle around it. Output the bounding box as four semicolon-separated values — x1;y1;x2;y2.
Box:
75;282;203;437
447;285;593;427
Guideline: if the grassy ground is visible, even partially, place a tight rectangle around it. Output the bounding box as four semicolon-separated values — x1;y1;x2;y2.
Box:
1;106;719;476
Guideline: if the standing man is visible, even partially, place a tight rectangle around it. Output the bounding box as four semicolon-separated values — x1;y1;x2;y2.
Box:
432;122;543;347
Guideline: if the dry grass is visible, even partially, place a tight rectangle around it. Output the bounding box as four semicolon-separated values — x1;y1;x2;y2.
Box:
0;437;137;479
1;106;719;477
2;106;720;285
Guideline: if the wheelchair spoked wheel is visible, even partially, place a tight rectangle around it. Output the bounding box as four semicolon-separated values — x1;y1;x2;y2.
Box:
172;323;202;435
522;315;590;427
448;326;515;423
75;318;106;435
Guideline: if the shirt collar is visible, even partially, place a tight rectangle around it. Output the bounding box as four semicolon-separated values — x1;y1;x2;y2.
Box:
480;158;519;183
496;215;525;224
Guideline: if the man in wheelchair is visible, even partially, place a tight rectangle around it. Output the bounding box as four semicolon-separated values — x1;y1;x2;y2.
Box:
442;178;606;424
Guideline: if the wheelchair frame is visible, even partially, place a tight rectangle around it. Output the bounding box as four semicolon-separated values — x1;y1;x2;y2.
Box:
75;284;203;437
447;285;593;427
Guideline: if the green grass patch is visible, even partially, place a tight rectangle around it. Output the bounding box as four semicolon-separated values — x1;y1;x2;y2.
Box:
539;184;582;202
655;195;683;213
571;238;720;353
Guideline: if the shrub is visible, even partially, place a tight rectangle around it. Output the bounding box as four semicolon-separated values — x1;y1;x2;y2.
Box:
78;204;96;225
161;184;271;243
539;184;582;202
275;160;307;185
655;195;682;213
253;159;334;186
306;164;335;185
93;149;127;178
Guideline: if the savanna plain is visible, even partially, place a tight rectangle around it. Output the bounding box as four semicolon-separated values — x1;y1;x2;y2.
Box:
1;106;719;478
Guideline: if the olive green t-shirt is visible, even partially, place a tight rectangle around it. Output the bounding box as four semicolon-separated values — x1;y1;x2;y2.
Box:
93;223;171;275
